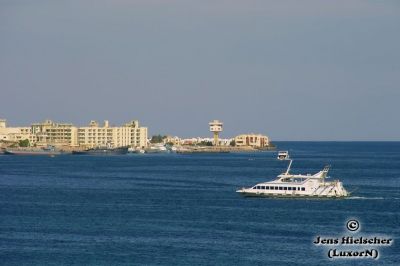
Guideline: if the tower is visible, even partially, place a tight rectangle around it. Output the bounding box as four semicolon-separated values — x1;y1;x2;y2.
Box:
0;119;6;128
209;120;223;146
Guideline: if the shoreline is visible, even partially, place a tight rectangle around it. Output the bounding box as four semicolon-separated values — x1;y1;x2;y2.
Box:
176;145;276;154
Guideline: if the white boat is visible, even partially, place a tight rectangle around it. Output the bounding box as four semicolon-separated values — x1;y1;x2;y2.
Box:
145;143;169;153
277;150;289;160
236;152;349;198
128;147;145;154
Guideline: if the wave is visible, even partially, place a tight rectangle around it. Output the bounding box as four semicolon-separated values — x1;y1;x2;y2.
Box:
347;196;386;200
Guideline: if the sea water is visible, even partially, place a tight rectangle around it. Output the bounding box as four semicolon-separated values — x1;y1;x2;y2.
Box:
0;142;399;265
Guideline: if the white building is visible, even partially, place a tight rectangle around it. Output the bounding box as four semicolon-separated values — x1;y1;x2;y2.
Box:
180;137;232;146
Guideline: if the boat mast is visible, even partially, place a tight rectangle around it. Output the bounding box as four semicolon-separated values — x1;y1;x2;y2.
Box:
285;159;293;175
322;165;330;185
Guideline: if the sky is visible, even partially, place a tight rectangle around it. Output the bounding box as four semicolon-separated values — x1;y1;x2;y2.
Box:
1;0;399;140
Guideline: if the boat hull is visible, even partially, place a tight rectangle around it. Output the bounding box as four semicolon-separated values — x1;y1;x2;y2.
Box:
236;190;349;199
144;149;169;154
72;147;128;155
3;150;62;156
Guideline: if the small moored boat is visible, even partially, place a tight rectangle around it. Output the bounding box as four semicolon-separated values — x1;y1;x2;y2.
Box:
72;146;128;155
4;146;62;156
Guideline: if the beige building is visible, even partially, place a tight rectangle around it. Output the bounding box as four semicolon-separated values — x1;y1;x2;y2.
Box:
31;120;78;147
234;134;270;148
0;118;148;148
78;120;147;148
163;136;182;146
0;119;36;144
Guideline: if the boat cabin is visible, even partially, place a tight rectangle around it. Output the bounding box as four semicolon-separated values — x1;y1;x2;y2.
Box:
277;151;289;160
252;185;306;191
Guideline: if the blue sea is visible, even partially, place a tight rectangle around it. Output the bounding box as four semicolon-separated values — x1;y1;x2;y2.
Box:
0;142;399;265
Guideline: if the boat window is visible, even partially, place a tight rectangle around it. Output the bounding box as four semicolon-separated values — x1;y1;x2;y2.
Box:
301;187;305;191
265;186;269;190
279;187;283;190
261;186;265;189
288;187;292;190
256;186;260;189
283;187;287;190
